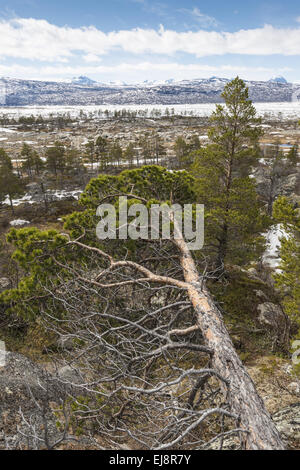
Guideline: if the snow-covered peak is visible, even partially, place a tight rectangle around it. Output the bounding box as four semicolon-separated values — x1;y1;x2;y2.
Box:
268;76;288;84
71;76;96;85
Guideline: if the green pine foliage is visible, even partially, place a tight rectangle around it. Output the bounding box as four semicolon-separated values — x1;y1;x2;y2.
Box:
21;143;44;177
273;196;300;325
45;141;66;176
191;77;269;268
0;166;196;320
1;227;77;320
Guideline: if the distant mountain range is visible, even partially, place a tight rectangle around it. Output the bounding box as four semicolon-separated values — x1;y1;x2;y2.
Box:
0;76;299;106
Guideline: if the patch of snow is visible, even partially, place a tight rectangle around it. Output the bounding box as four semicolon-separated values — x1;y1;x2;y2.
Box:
262;224;289;270
46;189;82;201
3;194;35;206
0;127;16;133
9;219;30;226
3;188;82;207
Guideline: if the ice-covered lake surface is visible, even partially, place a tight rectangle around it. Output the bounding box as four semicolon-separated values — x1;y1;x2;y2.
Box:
0;102;300;120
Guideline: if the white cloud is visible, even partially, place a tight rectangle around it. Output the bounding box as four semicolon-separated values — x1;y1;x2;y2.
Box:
179;7;218;28
0;18;300;63
193;8;218;27
83;53;102;63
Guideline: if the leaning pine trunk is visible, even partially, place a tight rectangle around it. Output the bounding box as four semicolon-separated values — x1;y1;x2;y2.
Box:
174;236;285;450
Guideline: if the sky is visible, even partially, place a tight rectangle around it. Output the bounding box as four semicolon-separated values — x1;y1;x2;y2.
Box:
0;0;300;83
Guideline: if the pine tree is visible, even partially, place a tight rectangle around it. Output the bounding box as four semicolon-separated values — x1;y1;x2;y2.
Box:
287;144;299;166
139;135;152;165
0;148;13;172
273;196;300;325
21;143;44;177
64;148;85;176
260;143;285;216
45;141;65;176
123;142;135;167
191;77;268;269
174;136;189;167
153;134;166;165
21;143;33;178
85;139;95;172
189;135;201;152
95;136;109;169
1;165;285;450
109;142;123;167
0;148;24;214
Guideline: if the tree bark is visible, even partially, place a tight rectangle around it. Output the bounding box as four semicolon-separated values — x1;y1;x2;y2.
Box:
174;236;285;450
9;194;14;215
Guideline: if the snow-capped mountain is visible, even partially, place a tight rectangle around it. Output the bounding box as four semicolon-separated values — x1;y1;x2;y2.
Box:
0;76;298;106
71;76;97;85
268;76;288;84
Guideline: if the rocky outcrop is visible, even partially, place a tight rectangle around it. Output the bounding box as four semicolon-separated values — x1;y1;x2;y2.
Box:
207;403;300;449
273;403;300;449
254;162;299;212
0;278;10;292
0;352;299;450
257;302;290;348
0;352;69;449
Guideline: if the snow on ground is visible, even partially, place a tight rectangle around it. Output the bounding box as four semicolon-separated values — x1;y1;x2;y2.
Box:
262;224;289;270
2;189;83;207
0;127;16;133
48;189;82;201
3;194;35;206
9;219;30;226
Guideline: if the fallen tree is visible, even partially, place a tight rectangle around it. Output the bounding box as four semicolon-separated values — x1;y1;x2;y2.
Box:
2;165;285;450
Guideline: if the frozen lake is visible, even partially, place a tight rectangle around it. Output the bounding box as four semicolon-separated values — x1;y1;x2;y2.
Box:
0;102;300;120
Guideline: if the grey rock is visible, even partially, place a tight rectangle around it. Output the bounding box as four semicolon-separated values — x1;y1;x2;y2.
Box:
0;352;68;449
288;382;300;395
205;435;241;450
0;278;10;291
246;267;261;281
254;290;269;301
26;182;43;196
257;303;286;329
279;173;299;197
257;302;290;347
273;403;300;444
57;365;81;384
207;404;300;449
